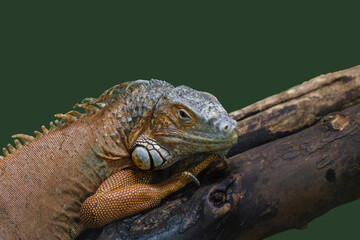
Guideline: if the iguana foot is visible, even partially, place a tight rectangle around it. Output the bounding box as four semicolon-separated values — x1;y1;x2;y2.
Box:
80;154;220;228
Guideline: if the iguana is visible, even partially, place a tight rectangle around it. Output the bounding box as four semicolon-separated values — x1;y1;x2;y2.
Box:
0;80;238;240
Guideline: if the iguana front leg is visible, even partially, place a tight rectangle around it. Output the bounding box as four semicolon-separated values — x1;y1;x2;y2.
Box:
80;154;220;228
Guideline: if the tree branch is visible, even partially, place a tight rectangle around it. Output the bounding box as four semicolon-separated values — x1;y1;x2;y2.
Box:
228;65;360;156
79;65;360;240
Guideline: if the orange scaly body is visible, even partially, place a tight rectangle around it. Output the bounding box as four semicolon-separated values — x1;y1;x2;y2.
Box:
0;112;130;239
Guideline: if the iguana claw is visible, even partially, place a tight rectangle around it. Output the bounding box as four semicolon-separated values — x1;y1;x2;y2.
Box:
218;154;228;167
181;171;201;187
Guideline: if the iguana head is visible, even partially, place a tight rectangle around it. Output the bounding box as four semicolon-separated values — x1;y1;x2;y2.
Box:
130;82;238;170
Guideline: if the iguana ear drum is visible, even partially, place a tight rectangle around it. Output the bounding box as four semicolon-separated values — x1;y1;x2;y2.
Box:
131;145;166;170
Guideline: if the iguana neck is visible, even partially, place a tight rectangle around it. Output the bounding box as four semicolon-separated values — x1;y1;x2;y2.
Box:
93;81;174;157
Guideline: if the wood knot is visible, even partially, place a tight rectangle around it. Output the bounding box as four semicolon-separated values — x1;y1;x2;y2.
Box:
209;190;227;208
325;168;336;183
321;113;350;131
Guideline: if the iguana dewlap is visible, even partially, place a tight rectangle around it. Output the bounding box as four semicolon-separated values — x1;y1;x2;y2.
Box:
0;80;238;239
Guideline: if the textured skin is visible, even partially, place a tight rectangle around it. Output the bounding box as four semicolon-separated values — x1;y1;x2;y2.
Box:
0;80;238;239
80;154;219;228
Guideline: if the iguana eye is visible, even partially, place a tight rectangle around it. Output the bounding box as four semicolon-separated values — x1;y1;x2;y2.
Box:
178;109;191;122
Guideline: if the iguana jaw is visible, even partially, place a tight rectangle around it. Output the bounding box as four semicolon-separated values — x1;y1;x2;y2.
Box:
157;128;238;151
130;125;238;171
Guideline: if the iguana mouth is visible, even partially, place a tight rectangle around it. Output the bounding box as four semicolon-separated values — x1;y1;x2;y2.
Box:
160;130;238;147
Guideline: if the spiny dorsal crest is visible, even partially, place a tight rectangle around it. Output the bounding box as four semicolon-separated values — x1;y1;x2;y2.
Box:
1;121;59;160
0;79;171;160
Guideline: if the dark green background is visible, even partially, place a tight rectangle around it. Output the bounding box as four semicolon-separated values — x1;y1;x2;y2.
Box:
0;2;359;239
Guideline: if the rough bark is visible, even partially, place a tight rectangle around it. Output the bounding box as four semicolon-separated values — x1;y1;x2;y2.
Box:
78;65;360;240
227;65;360;156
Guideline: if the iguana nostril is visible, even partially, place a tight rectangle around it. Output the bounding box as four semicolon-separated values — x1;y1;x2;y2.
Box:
219;122;230;133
